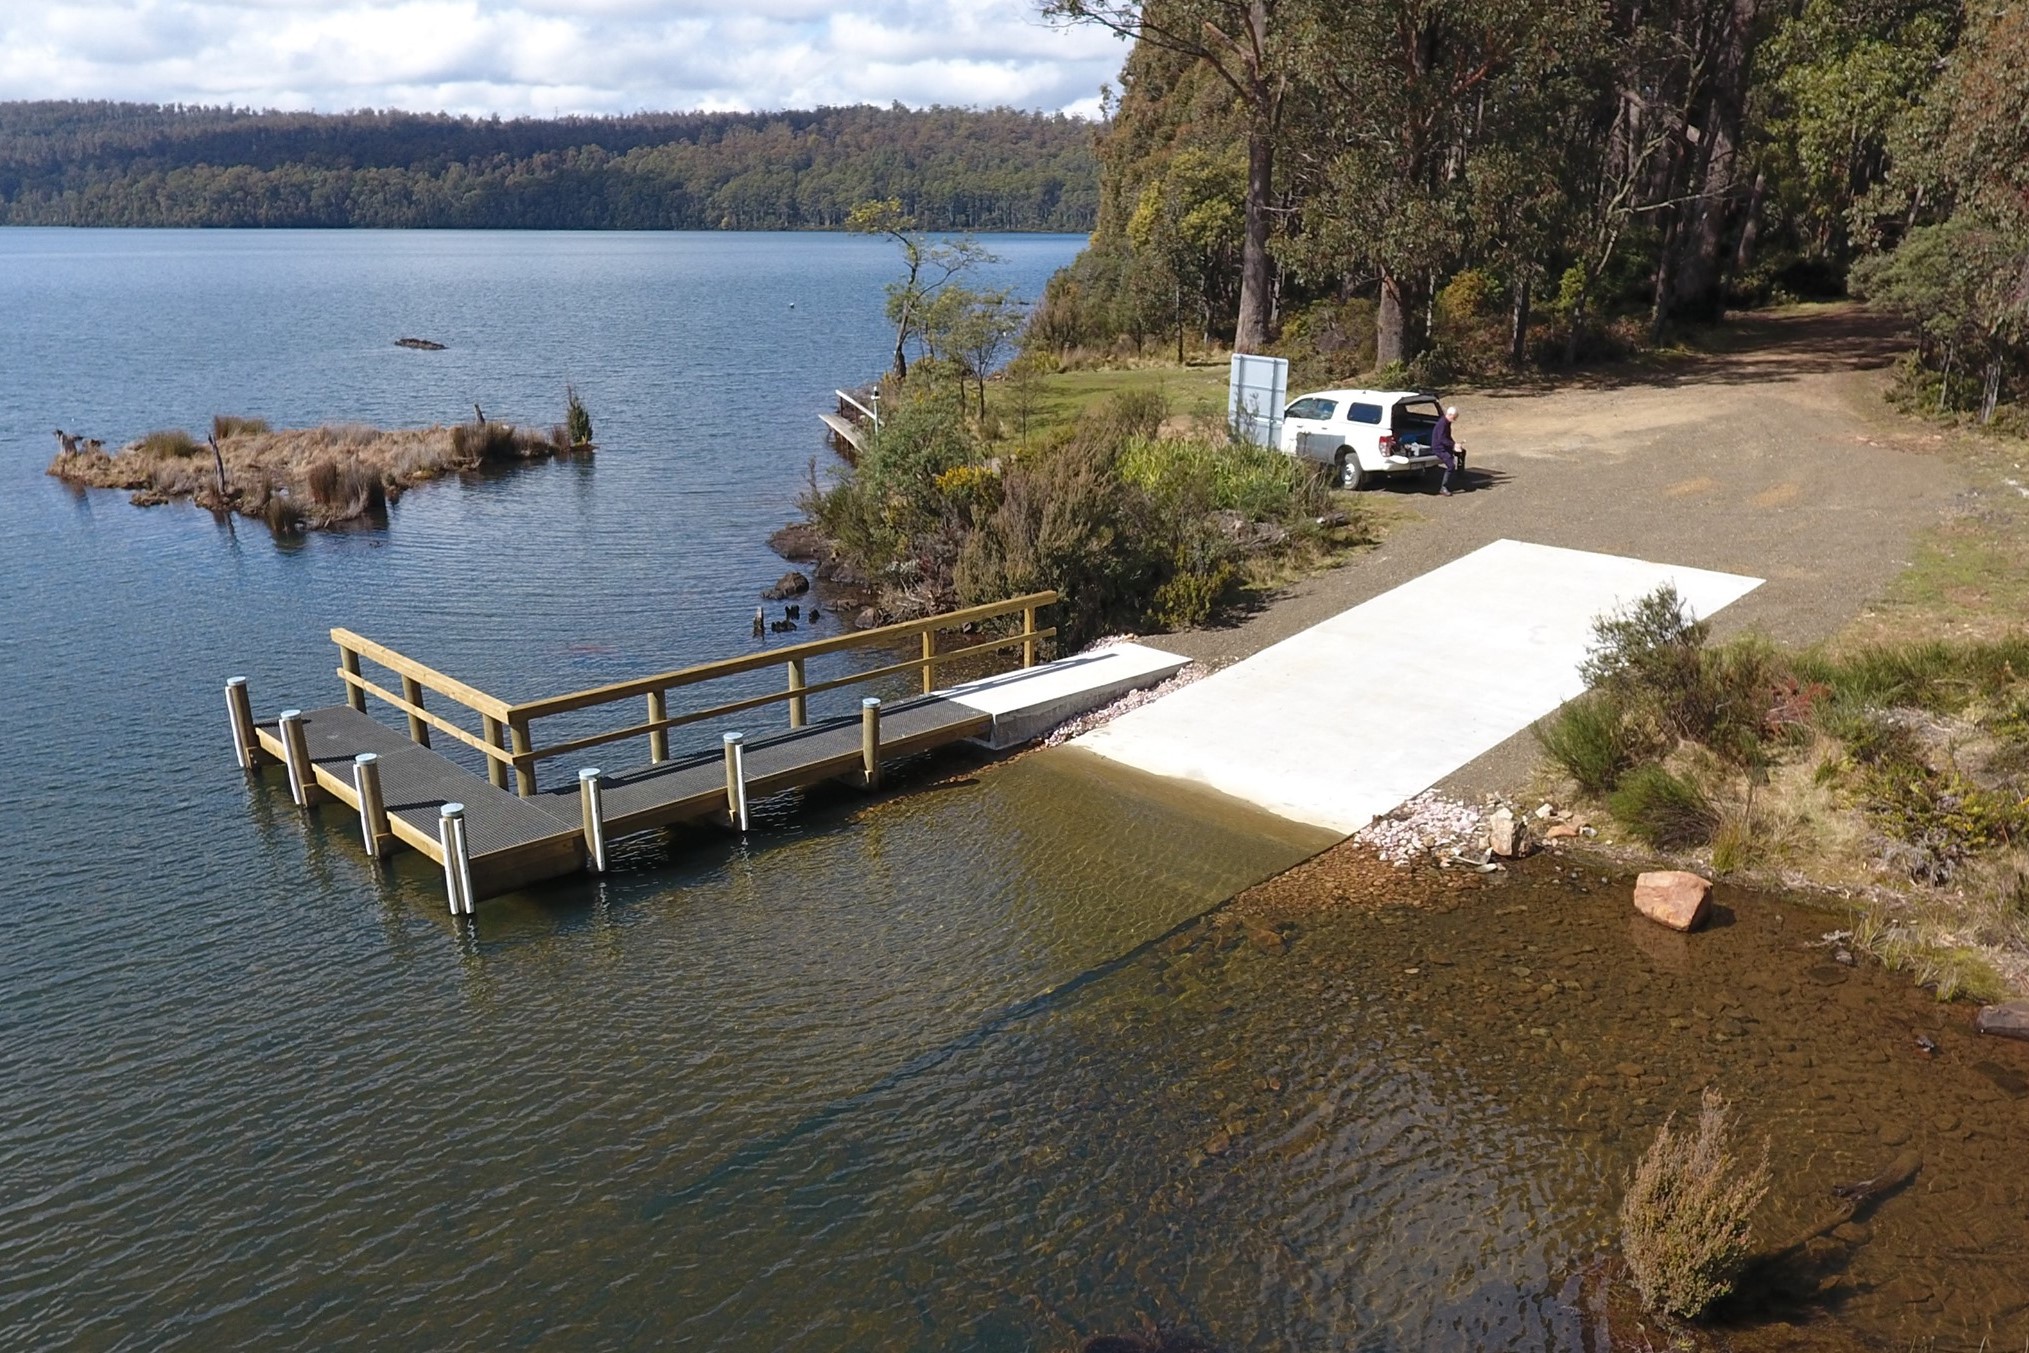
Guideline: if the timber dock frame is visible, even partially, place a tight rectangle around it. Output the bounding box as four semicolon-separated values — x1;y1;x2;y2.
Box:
228;593;1059;912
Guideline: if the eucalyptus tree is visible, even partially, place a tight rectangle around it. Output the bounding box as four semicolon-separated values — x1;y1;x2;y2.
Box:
846;197;995;380
1044;0;1294;352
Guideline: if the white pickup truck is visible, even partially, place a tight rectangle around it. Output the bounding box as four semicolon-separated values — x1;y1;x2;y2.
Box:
1277;388;1446;489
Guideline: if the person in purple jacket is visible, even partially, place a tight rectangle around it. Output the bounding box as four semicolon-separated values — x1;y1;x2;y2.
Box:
1430;405;1463;495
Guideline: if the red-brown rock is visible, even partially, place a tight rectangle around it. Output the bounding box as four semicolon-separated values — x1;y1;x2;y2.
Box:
1632;870;1712;932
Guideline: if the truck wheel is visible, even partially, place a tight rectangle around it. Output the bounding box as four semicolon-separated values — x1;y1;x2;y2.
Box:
1335;450;1365;491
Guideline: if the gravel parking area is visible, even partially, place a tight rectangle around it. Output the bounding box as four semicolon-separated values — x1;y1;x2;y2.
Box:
1158;305;1965;799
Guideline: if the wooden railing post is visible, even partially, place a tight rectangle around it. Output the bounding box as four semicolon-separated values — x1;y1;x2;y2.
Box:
646;690;668;764
481;716;509;790
921;630;936;695
1022;605;1038;668
338;646;367;712
400;675;430;746
510;719;536;797
787;659;807;728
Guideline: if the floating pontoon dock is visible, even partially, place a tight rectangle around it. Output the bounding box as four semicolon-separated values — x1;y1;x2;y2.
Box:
227;592;1187;913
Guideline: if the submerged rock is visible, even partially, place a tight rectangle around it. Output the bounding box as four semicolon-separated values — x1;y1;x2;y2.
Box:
1632;870;1712;931
1974;1000;2029;1042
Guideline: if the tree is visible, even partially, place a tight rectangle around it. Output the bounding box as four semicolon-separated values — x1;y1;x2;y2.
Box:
1045;0;1290;352
946;289;1028;420
846;197;995;380
1126;147;1246;361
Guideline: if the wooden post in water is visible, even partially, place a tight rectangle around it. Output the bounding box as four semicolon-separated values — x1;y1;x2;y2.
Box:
920;630;936;695
339;647;367;712
861;697;881;789
787;659;807;728
225;677;260;770
578;768;608;873
482;716;509;791
1022;605;1038;668
646;690;669;764
353;753;391;859
278;709;319;806
721;732;749;831
438;803;474;915
400;675;430;746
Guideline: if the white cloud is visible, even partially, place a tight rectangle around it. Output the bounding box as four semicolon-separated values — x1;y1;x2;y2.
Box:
0;0;1122;116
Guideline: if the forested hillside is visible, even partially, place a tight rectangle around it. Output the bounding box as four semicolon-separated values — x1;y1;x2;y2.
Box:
0;102;1099;231
1036;0;2027;422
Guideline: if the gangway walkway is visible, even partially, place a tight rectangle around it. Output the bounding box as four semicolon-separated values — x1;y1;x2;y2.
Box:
228;592;1186;912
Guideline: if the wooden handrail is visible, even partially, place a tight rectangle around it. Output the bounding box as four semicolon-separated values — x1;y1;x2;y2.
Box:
330;627;513;720
506;591;1059;722
335;668;516;764
515;627;1057;767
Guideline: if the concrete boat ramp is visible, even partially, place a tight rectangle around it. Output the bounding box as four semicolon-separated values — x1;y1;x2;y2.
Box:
1075;540;1762;836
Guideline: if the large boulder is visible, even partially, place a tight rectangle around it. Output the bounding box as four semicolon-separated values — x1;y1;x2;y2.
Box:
1975;1000;2029;1042
1633;871;1712;932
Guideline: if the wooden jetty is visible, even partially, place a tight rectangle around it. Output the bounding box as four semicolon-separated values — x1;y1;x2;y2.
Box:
226;592;1182;913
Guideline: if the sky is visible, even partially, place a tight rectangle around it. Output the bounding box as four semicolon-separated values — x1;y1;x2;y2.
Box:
0;0;1126;119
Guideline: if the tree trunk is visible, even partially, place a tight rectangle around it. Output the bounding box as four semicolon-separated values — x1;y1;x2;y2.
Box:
1733;168;1767;275
1672;0;1761;320
1377;268;1407;369
1981;361;2001;424
1509;270;1533;366
1234;105;1275;352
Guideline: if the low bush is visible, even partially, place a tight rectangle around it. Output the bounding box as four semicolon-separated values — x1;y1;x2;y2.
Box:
1609;764;1719;848
1620;1087;1770;1322
1536;691;1646;795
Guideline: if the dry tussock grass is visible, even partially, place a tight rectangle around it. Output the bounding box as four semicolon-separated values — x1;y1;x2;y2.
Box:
48;418;583;531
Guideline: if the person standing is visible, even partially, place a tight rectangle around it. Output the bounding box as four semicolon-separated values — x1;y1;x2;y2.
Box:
1430;405;1463;495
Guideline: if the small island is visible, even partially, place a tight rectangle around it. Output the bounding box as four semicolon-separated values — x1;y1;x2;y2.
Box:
49;397;594;533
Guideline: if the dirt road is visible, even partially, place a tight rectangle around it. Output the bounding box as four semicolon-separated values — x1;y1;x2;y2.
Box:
1162;304;1966;797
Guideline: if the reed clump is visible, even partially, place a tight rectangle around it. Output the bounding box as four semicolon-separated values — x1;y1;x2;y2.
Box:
48;411;586;533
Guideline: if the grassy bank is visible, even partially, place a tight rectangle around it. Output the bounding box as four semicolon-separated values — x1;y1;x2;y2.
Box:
49;413;588;533
1536;584;2029;999
794;364;1370;648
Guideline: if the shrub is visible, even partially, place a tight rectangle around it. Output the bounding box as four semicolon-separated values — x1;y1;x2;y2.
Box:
565;384;594;447
136;429;203;458
1581;587;1781;764
1149;559;1234;630
211;414;270;440
1536;691;1646;794
1621;1088;1770;1321
1609;765;1719;848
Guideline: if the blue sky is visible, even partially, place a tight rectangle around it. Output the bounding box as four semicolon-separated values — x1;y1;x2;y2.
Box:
2;0;1124;117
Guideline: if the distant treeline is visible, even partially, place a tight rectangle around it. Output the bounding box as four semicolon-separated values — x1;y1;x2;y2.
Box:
0;102;1099;231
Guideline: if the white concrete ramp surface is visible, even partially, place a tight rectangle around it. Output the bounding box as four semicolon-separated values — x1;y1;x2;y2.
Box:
1075;540;1762;835
941;641;1189;750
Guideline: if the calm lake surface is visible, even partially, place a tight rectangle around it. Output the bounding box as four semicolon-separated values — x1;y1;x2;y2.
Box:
2;231;2024;1352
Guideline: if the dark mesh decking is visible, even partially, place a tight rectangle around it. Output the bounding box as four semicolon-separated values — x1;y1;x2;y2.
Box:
536;695;991;832
268;706;580;860
268;697;991;885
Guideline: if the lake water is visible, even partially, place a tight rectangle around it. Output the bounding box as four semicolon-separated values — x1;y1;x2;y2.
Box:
3;231;2024;1353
